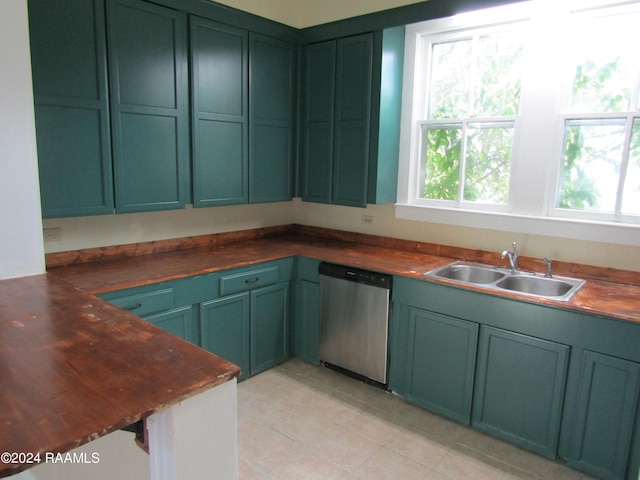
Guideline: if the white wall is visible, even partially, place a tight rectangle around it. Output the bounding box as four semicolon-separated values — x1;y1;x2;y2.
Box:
0;0;45;279
293;201;640;273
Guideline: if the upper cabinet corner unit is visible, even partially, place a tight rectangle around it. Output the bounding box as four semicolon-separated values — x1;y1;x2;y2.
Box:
301;27;404;208
190;19;295;207
29;0;296;218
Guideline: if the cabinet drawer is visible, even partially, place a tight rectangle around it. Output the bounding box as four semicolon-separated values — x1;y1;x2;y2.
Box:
220;266;279;296
109;288;174;317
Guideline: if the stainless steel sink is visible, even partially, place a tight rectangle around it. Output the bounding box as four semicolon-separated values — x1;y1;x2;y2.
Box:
496;275;585;301
427;262;508;284
424;261;585;301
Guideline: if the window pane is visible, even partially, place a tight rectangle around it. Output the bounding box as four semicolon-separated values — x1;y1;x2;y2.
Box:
569;13;640;113
428;30;524;119
422;125;461;200
429;40;472;119
464;124;513;204
475;31;524;117
622;119;640;215
557;120;626;212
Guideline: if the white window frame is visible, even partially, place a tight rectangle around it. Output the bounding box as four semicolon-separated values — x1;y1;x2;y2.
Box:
396;0;640;247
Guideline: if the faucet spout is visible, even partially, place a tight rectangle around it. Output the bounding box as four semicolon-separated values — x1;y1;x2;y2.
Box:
501;242;519;272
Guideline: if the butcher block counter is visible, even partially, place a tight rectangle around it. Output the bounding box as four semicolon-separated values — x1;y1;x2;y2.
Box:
0;274;240;478
48;225;640;324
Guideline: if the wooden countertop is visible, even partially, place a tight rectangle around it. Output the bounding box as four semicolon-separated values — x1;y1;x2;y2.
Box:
49;231;640;325
0;274;240;478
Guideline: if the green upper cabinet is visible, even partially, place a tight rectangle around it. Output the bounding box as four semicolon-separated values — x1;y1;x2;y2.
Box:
301;34;371;207
107;0;190;213
191;17;248;207
333;34;373;207
301;27;403;207
28;0;114;218
301;41;336;204
249;33;295;203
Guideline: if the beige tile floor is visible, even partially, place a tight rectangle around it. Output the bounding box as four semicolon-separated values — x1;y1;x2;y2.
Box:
238;358;598;480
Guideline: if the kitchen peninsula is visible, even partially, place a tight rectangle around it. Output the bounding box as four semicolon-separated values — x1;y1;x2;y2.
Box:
0;274;240;479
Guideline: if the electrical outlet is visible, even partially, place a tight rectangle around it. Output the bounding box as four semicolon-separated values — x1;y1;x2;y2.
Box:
362;215;374;225
43;228;61;242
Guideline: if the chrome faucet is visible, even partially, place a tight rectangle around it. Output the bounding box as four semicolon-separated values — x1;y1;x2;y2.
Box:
543;258;553;278
501;242;519;272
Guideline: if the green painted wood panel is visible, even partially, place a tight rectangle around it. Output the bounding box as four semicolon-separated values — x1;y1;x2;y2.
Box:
191;17;248;207
249;33;295;203
402;307;478;424
368;26;404;204
333;33;373;207
250;282;289;376
568;351;640;480
201;292;250;380
28;0;114;218
107;0;189;213
145;305;197;344
301;41;336;204
301;34;374;207
293;279;320;365
473;326;569;458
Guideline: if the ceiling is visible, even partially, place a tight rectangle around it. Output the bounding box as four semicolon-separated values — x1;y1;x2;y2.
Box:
210;0;429;28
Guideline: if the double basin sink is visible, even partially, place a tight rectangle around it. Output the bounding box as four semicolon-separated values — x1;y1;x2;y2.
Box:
424;261;585;301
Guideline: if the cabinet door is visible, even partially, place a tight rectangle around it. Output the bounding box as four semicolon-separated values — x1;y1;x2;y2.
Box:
145;306;197;344
473;326;569;458
107;0;189;213
333;34;373;207
250;282;289;376
301;41;336;204
568;351;640;480
29;0;114;218
191;17;248;207
402;307;478;424
201;293;250;380
249;33;295;203
293;279;320;365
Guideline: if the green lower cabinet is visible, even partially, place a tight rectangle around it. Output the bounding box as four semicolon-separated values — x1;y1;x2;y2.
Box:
250;283;290;375
473;326;570;458
293;279;320;365
200;282;290;380
567;351;640;480
144;305;197;344
200;292;250;380
397;307;478;424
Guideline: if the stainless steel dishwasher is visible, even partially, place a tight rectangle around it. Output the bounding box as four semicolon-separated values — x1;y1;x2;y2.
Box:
318;262;392;386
